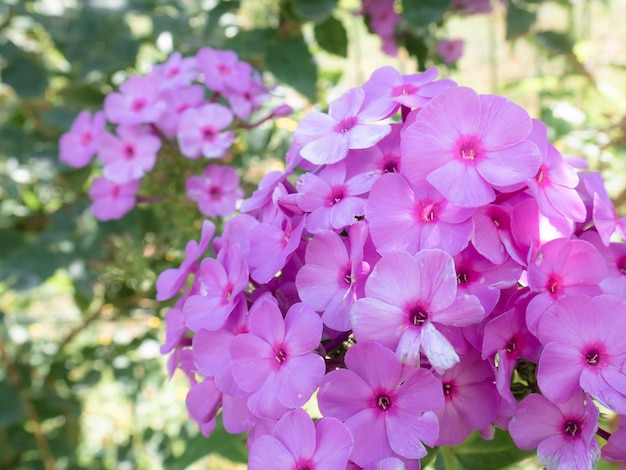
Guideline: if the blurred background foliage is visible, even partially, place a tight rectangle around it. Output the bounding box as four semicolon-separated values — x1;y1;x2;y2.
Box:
1;0;625;469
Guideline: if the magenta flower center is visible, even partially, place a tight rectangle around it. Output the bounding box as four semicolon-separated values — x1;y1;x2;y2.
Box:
443;382;454;396
165;66;180;78
382;155;399;173
208;186;222;200
536;165;548;185
274;347;287;365
81;132;93;147
328;186;345;206
218;63;231;76
456;135;483;161
131;98;147;112
419;202;436;223
391;83;418;97
123;144;136;160
505;337;517;354
376;394;392;411
617;257;626;275
334;116;358;133
564;419;581;437
343;267;353;285
296;460;314;470
546;275;560;295
409;306;428;326
585;348;600;366
457;271;469;285
202;126;217;141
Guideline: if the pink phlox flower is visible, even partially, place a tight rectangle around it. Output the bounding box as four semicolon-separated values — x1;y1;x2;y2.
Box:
155;219;216;301
602;420;626;466
401;86;541;207
296;161;376;234
248;408;353;470
186;378;221;437
296;222;371;331
155;84;205;138
366;172;475;256
182;244;249;332
525;238;606;335
294;87;391;165
213;213;259;258
88;176;140;221
580;230;626;300
536;294;626;414
345;123;402;179
481;301;542;405
104;75;166;125
223;73;269;120
98;125;161;184
433;350;499;446
436;39;465;65
510;197;574;266
509;391;600;470
360;0;400;56
160;298;187;354
177;103;234;159
59;110;106;168
193;299;249;396
247;214;305;284
230;298;325;418
185;165;244;217
581;171;626;245
151;51;197;91
525;119;586;224
361;67;456;118
350;249;485;372
471;203;521;265
453;244;522;315
196;47;252;94
317;341;444;466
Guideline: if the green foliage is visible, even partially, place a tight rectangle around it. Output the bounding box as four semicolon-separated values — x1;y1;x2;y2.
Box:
402;0;452;28
315;16;348;57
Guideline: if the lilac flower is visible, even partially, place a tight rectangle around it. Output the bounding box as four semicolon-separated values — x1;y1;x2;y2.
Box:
151;51;197;91
248;408;353;470
98;126;161;184
581;230;626;300
401;86;541;207
602;421;626;466
155;85;205;138
536;294;626;414
196;47;252;94
361;67;456;118
436;39;465;65
582;172;626;245
317;341;444;466
296;223;370;331
104;75;166;125
350;249;484;372
294;87;391;165
185;165;244;217
366;173;475;256
296;161;375;234
433;350;499;446
59;110;106;168
88;177;140;221
509;391;600;470
182;244;248;332
186;378;221;437
526;238;606;334
155;219;215;301
345;123;402;179
471;204;519;265
230;298;325;418
177;103;234;159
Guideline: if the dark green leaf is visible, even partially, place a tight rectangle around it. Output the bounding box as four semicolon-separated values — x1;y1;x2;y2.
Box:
291;0;337;23
314;16;348;57
0;383;26;426
402;33;429;72
266;33;317;102
506;2;536;40
534;30;574;55
1;53;49;98
402;0;451;29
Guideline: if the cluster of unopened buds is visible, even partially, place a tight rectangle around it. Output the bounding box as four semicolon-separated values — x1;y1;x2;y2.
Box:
59;48;291;220
62;48;626;469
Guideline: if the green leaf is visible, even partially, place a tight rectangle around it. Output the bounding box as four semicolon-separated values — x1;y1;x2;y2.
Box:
0;383;26;426
314;16;348;57
402;33;429;72
266;33;317;102
534;30;574;55
434;430;534;469
505;2;536;40
1;52;49;98
291;0;337;23
402;0;451;29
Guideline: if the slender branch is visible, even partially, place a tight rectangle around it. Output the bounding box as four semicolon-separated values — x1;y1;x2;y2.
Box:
0;338;55;470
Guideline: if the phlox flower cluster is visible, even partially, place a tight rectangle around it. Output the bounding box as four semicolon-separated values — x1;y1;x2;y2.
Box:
59;49;291;220
154;65;626;470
